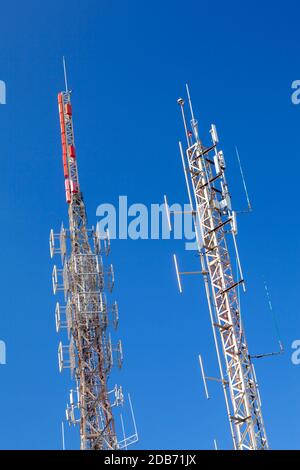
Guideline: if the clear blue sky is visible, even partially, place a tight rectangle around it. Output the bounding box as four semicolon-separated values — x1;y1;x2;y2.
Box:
0;0;299;450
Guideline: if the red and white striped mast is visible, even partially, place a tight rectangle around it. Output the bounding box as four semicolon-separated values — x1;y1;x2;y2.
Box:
50;59;126;449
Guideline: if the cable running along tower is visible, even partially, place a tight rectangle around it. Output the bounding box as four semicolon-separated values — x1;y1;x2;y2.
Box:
50;68;128;450
174;86;268;450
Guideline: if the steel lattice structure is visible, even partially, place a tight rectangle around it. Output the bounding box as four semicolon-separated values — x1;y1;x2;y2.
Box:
50;87;124;450
175;87;268;450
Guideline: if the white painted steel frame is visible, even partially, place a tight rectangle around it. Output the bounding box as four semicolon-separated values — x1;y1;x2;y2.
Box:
178;95;268;450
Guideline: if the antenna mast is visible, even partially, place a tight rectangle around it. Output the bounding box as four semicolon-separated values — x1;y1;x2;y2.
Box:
176;85;268;450
50;63;124;449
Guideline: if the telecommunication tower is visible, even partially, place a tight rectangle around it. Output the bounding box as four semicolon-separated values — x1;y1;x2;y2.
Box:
49;63;137;450
171;86;268;450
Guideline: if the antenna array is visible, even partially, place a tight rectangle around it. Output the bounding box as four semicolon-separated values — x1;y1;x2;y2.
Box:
172;86;269;450
49;65;137;449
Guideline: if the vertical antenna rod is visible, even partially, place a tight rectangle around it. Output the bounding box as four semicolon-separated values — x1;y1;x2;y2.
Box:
235;146;252;212
61;421;65;450
263;280;284;352
50;69;124;449
63;56;68;92
176;87;268;450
